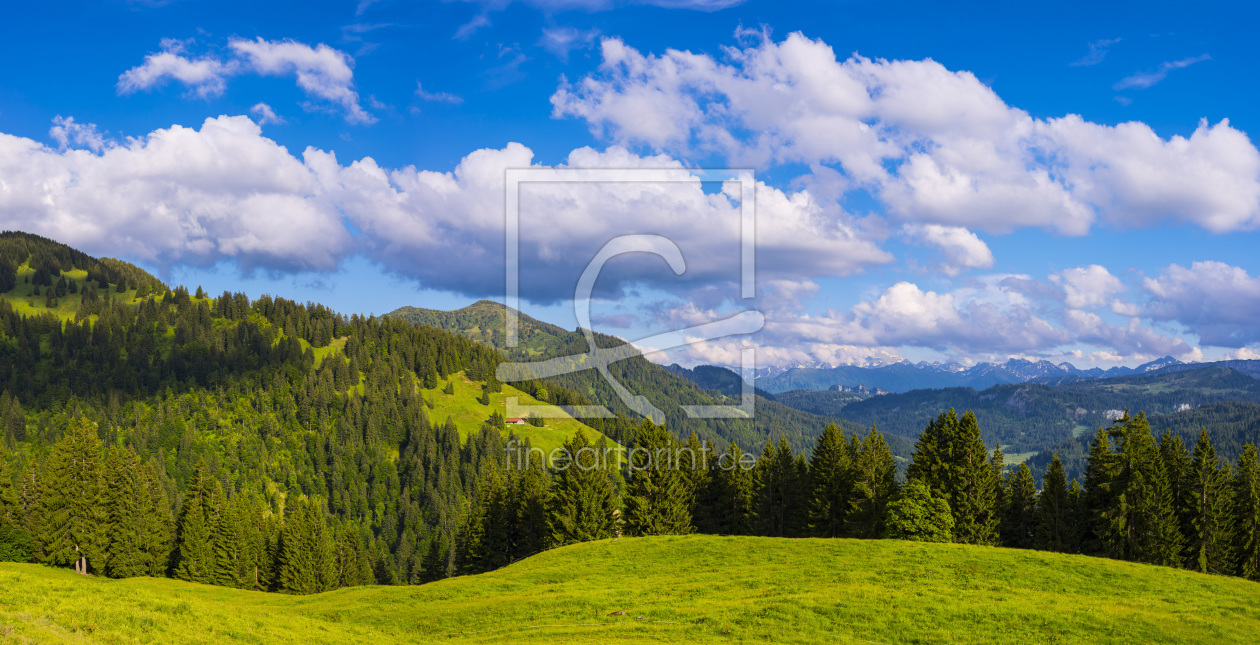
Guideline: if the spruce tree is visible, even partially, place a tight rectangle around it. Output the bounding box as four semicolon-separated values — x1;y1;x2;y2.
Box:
752;438;803;537
1066;479;1085;553
0;449;18;527
546;430;618;545
1034;454;1071;552
680;432;710;522
420;533;447;583
104;446;149;578
140;461;173;577
846;428;898;538
213;496;246;587
1083;426;1122;557
33;417;108;574
701;442;754;535
0;445;32;562
806;424;852;538
1160;431;1195;550
1111;413;1182;566
278;497;337;594
174;463;217;583
1002;463;1038;549
624;420;692;536
906;410;1000;545
1232;444;1260;580
1186;429;1235;574
513;451;550;558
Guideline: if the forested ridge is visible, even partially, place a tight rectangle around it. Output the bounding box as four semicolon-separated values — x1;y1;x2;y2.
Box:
0;231;641;592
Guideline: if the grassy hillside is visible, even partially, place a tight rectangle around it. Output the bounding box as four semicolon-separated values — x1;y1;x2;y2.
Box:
3;535;1259;644
423;370;614;456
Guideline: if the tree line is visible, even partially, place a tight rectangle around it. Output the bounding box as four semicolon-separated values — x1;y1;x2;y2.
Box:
458;409;1260;582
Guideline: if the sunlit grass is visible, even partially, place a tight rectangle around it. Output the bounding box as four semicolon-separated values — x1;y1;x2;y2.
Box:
3;536;1258;644
422;371;616;456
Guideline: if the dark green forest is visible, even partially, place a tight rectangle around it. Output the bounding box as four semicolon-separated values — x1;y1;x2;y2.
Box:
459;408;1260;583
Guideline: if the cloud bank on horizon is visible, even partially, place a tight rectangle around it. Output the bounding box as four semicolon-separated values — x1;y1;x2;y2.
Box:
2;7;1259;370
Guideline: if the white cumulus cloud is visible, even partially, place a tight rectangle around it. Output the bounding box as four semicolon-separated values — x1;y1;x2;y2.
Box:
552;33;1260;235
1051;264;1125;309
118;38;373;124
904;224;994;276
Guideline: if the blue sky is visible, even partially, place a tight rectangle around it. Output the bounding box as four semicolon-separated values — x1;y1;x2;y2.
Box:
2;0;1259;369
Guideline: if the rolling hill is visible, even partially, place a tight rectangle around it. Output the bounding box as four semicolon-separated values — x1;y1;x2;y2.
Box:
3;535;1258;644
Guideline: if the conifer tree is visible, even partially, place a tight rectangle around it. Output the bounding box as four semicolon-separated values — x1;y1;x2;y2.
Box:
546;430;618;545
1035;454;1071;552
846;428;898;538
174;463;218;583
1160;431;1195;548
752;438;804;537
806;424;852;538
1083;426;1122;557
213;496;246;587
1186;429;1235;574
884;478;953;543
699;441;754;535
1002;463;1038;549
624;420;692;536
1066;479;1085;553
104;446;149;578
140;461;173;577
907;410;1000;545
0;449;18;526
34;417;108;574
420;533;447;583
1232;444;1260;580
278;497;337;594
512;451;550;558
1107;413;1182;565
0;445;32;562
680;432;710;521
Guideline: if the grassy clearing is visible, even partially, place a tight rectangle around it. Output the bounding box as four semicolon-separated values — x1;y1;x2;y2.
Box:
301;336;348;368
2;535;1258;644
422;371;615;456
2;264;148;320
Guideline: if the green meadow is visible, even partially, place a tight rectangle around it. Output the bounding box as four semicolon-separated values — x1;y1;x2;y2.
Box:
3;535;1258;644
421;370;616;456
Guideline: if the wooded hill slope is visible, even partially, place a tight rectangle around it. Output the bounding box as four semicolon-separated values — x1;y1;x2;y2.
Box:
0;230;633;592
387;301;910;458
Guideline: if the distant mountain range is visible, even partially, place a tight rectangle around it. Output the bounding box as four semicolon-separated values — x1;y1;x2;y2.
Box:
752;356;1187;394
